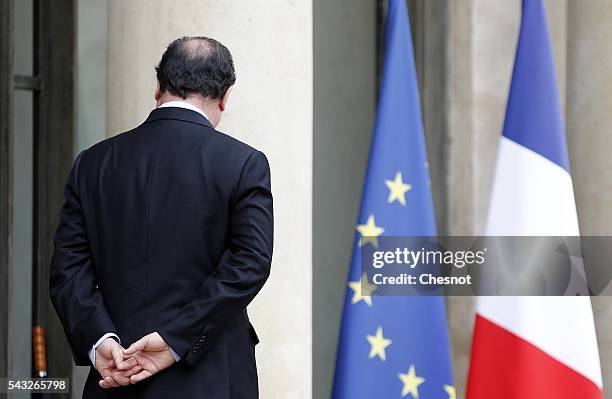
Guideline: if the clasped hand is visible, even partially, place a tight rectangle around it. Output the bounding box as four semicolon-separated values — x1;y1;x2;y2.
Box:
95;332;176;389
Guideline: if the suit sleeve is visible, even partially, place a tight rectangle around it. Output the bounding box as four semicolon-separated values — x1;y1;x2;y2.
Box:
49;152;118;366
158;150;273;366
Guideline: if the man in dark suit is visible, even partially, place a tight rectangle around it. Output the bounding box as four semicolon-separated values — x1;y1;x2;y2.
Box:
49;36;273;398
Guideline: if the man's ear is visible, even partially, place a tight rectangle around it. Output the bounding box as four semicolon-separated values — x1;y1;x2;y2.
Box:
154;83;162;102
219;85;234;112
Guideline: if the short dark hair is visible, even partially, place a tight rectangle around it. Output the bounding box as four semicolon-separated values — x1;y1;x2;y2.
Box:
155;36;236;100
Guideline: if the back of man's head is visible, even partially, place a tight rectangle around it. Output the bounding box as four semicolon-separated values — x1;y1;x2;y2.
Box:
155;36;236;101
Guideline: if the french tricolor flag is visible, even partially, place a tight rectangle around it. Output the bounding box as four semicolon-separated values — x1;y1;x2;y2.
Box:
466;0;604;398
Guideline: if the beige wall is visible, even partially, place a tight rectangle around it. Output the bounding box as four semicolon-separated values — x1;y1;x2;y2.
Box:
106;1;313;397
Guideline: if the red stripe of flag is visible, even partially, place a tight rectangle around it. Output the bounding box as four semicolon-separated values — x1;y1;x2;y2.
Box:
467;315;603;399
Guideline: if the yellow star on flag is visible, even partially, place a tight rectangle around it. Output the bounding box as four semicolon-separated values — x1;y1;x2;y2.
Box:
398;365;425;398
348;273;377;306
385;171;412;206
366;326;392;361
356;214;384;247
444;385;456;399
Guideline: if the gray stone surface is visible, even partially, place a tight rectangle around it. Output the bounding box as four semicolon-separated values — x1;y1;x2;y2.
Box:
313;1;376;398
567;0;612;393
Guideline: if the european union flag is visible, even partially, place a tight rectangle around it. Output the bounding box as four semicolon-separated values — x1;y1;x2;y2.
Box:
332;0;454;398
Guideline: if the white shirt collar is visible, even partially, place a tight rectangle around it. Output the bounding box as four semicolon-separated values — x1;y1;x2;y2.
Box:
158;101;210;121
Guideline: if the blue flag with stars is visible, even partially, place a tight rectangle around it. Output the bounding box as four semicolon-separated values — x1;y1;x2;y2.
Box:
332;0;454;398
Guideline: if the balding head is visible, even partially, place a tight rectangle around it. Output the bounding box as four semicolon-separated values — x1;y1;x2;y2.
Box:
155;36;236;100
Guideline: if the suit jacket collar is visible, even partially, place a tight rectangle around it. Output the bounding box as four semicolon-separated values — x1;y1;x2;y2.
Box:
144;107;214;129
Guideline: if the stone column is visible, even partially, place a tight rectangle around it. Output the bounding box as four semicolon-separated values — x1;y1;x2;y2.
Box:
313;0;376;397
446;0;567;395
567;0;612;392
106;1;313;397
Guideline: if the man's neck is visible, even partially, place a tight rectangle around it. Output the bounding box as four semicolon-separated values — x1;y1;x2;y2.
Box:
157;94;205;112
156;94;219;126
159;100;208;118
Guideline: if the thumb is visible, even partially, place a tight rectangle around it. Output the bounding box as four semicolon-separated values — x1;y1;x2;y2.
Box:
110;341;127;370
123;335;149;356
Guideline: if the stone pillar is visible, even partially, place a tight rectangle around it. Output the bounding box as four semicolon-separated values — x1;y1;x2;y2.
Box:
73;1;109;396
445;0;476;393
445;0;567;395
313;0;376;397
106;1;313;397
567;0;612;392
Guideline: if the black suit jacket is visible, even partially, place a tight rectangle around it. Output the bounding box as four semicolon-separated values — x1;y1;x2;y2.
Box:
49;107;273;399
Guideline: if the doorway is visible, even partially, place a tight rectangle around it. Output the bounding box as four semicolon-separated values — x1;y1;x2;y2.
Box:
0;0;76;397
